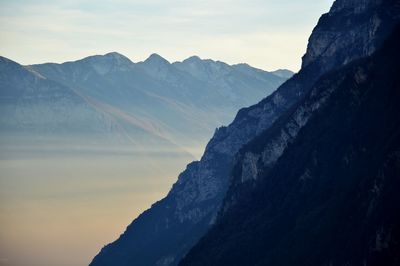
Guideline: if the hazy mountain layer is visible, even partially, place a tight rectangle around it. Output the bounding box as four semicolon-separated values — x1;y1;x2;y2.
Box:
26;53;289;155
0;52;291;266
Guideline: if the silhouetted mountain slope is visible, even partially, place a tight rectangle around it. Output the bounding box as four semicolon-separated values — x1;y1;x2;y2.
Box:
180;25;400;266
90;1;400;265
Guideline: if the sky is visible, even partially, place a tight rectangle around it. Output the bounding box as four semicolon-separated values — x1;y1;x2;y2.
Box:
0;0;333;72
0;2;337;266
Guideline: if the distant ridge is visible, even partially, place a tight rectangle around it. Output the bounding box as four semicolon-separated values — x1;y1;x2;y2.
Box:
1;52;290;158
271;68;294;79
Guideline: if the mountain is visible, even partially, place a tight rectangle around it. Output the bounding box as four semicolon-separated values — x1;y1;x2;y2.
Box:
0;55;193;160
90;0;400;265
0;56;108;137
180;22;400;266
26;53;290;154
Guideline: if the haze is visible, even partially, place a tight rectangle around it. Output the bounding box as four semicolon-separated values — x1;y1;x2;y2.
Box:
0;1;333;266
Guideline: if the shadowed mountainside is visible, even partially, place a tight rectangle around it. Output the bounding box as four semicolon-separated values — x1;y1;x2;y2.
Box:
180;22;400;266
90;0;400;265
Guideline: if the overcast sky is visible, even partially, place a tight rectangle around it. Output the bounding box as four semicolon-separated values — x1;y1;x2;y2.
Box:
0;0;333;71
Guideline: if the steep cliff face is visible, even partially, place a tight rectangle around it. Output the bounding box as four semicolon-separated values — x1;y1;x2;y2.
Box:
207;0;399;160
90;1;400;265
179;26;400;265
216;0;400;215
302;0;399;71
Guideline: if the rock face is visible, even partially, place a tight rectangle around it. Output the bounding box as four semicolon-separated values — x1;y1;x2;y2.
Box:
179;25;400;266
302;0;398;72
90;0;400;265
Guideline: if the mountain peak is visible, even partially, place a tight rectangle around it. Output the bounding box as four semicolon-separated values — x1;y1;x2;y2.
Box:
0;56;20;71
0;56;14;63
183;55;202;63
76;52;133;66
104;51;131;61
232;63;252;70
271;69;294;79
329;0;382;14
97;52;133;64
0;56;26;73
144;53;170;65
65;52;135;75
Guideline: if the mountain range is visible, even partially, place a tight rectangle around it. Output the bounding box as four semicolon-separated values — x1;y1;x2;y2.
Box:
0;53;291;158
89;0;400;265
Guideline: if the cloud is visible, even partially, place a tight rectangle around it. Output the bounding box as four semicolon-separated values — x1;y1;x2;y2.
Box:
0;0;333;71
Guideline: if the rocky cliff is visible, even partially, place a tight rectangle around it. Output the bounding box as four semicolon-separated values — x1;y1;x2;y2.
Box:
180;24;400;266
90;0;400;265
